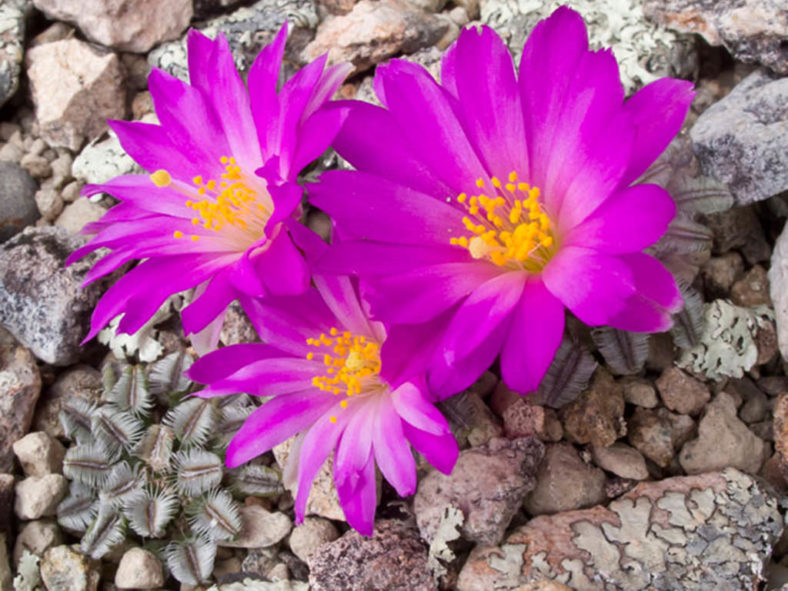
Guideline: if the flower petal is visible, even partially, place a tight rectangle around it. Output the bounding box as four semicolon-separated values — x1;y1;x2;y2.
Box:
373;396;416;497
188;343;281;384
391;380;451;436
254;231;310;297
402;422;458;475
335;450;376;536
619;252;682;312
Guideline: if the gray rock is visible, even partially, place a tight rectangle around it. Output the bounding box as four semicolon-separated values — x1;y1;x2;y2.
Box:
308;520;436;591
770;221;788;363
32;365;102;438
115;548;164;589
0;330;42;472
35;187;65;221
0;1;26;108
12;432;66;477
0;162;38;243
414;437;543;546
0;474;13;539
691;69;788;205
288;517;339;563
219;505;292;549
72;129;143;186
591;443;649;481
13;519;63;564
459;469;783;590
679;391;768;475
40;545;100;591
54;197;107;234
14;474;67;520
524;443;607;516
644;0;788;75
0;226;115;365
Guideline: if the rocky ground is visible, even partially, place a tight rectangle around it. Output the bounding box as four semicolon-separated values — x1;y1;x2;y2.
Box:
0;0;787;590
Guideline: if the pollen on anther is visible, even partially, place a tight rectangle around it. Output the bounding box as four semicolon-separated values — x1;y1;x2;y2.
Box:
190;235;200;242
329;416;337;424
150;169;171;187
475;178;485;188
173;230;183;239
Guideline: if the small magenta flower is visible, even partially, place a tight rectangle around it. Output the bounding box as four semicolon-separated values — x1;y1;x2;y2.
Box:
310;7;695;397
187;275;459;535
68;25;350;351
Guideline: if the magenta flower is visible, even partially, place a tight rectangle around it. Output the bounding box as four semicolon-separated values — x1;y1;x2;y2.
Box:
187;275;459;535
67;25;350;351
310;8;694;397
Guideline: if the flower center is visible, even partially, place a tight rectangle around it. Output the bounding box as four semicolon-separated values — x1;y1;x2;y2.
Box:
305;328;382;421
150;156;272;248
450;171;556;272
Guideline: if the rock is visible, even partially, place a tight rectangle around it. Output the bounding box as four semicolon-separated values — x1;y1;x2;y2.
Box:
301;0;448;75
288;517;340;563
0;533;10;591
414;437;544;546
32;365;102;438
19;153;51;180
149;0;319;81
115;548;164;589
26;38;126;151
679;391;768;475
0;162;38;243
13;519;63;564
0;331;42;472
655;367;710;416
645;332;676;373
705;206;770;264
627;407;695;468
774;394;788;473
220;301;260;346
701;252;744;298
591;443;649;481
50;152;73;189
620;377;658;408
72;129;143;186
691;70;788;205
770;222;788;362
731;264;771;308
458;469;782;591
308;520;435;591
61;181;81;203
740;386;770;424
560;368;625;448
0;1;25;108
0;474;13;539
40;545;101;591
241;547;281;579
219;505;292;549
32;0;191;53
12;432;66;477
35;188;65;221
502;400;562;442
439;390;502;448
524;443;607;516
14;474;67;520
0;227;116;365
643;0;788;75
55;197;107;234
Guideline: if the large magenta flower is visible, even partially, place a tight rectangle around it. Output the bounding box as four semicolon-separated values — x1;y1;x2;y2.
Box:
187;275;458;535
310;7;694;397
68;25;350;351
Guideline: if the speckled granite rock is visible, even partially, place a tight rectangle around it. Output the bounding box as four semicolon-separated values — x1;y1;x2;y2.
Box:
0;0;26;108
0;161;38;243
459;468;782;590
40;545;101;591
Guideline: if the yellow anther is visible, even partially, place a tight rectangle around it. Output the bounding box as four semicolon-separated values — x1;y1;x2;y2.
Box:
329;416;337;424
191;235;200;242
173;230;183;239
475;178;485;188
306;352;314;360
340;400;348;408
491;177;501;188
508;171;518;182
150;169;171;187
192;176;203;185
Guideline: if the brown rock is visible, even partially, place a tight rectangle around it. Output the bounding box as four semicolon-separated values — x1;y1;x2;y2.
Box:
459;469;782;591
220;301;259;346
414;437;544;546
627;407;695;468
502;399;562;442
701;252;744;298
524;443;607;516
591;443;649;481
620;376;658;408
40;545;101;591
55;197;107;234
774;394;788;470
0;474;13;540
33;365;102;438
560;368;625;448
12;432;66;476
655;367;710;416
301;0;448;75
438;390;502;449
308;520;436;591
32;0;192;53
731;265;771;307
13;519;64;564
26;38;126;151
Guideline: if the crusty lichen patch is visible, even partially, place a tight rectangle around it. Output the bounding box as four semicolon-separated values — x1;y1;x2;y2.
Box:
457;468;782;591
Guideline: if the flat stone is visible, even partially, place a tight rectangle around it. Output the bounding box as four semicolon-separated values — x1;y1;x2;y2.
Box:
308;520;436;591
32;365;102;438
0;1;26;109
32;0;192;53
13;519;63;564
415;437;544;546
679;391;768;475
14;474;67;520
691;69;788;205
770;222;788;362
0;331;42;471
219;505;292;549
644;0;788;74
12;432;66;476
0;162;38;243
115;548;164;589
0;226;115;365
301;0;448;75
591;443;649;481
560;368;625;448
524;443;607;516
458;469;783;590
26;38;126;151
288;517;339;563
40;545;100;591
655;367;710;416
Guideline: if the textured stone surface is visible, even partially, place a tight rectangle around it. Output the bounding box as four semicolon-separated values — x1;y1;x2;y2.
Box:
627;407;695;468
13;519;63;564
302;0;447;74
219;505;292;549
691;69;788;205
54;197;107;234
0;162;38;243
459;469;782;590
0;0;25;108
591;443;649;481
288;517;339;563
644;0;787;75
71;128;143;185
115;548;164;589
309;520;436;591
0;474;13;540
26;38;126;151
679;392;768;475
773;394;788;477
12;431;65;477
620;377;658;409
0;226;114;365
0;331;42;472
560;368;625;448
771;222;788;362
701;252;744;299
655;367;710;416
32;0;192;53
415;437;544;546
14;474;67;519
524;443;607;516
731;264;771;308
40;545;101;591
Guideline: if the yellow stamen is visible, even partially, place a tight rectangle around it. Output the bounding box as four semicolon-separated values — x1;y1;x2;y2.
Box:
150;169;171;187
306;328;382;399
